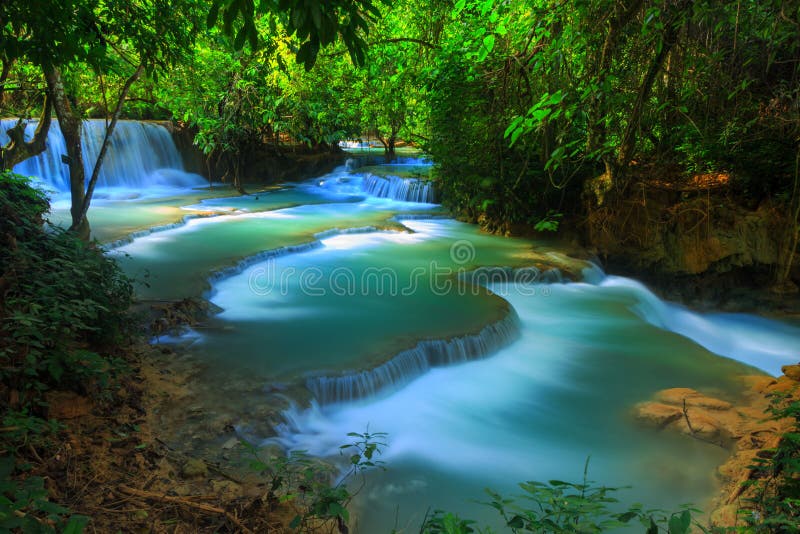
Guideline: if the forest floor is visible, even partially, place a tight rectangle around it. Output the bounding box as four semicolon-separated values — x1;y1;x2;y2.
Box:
24;342;302;533
16;300;325;533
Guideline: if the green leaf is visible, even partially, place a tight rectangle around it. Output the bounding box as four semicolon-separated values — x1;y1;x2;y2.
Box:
482;34;495;54
507;515;525;528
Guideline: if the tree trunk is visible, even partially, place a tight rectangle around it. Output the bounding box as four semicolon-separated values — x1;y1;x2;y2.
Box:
0;58;12;104
1;93;53;170
43;64;89;240
76;64;144;229
617;29;680;170
378;134;396;159
775;147;800;290
586;0;646;157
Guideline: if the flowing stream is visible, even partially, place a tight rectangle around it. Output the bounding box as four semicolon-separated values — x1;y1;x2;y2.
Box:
13;122;800;532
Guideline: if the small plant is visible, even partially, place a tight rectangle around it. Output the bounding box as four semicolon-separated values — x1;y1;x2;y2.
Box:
0;172;134;409
421;459;701;534
422;509;478;533
240;429;388;533
534;211;563;233
0;456;88;533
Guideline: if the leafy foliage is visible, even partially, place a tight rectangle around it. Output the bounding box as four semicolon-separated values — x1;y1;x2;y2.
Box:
0;456;88;533
740;393;800;531
423;0;800;232
206;0;386;69
422;460;701;533
0;172;134;410
240;429;387;532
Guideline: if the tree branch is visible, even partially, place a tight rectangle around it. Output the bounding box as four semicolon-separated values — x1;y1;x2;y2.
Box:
323;37;438;57
0;57;12;102
1;91;53;170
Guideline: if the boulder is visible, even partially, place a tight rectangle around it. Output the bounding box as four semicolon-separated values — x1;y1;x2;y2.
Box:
633;402;683;428
780;364;800;381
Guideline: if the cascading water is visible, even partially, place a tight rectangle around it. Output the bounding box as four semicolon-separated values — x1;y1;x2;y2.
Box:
305;170;438;203
594;275;800;375
307;312;520;404
361;173;436;203
0;119;205;192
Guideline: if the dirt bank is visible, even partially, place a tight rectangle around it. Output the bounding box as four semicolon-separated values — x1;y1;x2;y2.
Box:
22;341;303;533
584;174;800;315
12;298;333;533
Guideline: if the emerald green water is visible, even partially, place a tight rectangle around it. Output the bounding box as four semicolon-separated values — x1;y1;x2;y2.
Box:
78;160;800;533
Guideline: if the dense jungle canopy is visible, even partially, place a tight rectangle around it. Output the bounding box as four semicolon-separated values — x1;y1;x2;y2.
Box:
2;0;797;241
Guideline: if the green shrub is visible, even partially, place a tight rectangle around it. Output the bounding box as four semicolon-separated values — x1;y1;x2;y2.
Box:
0;171;134;410
0;455;88;533
422;459;700;534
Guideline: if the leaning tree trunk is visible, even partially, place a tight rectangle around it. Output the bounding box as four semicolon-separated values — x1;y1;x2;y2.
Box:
586;0;645;159
43;64;89;240
77;64;144;229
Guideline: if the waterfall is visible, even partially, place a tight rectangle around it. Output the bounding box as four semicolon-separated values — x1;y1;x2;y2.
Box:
0;119;204;192
306;311;520;405
361;173;436;203
595;275;800;375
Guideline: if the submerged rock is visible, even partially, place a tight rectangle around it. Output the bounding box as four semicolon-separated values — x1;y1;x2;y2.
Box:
632;366;800;529
654;388;733;411
634;390;733;447
633;402;682;428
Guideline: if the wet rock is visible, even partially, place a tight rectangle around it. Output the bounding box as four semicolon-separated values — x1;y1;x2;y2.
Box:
717;450;757;479
634;373;799;530
634;390;736;446
780;364;800;381
676;410;725;442
739;375;777;393
633;402;682;428
769;376;798;394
